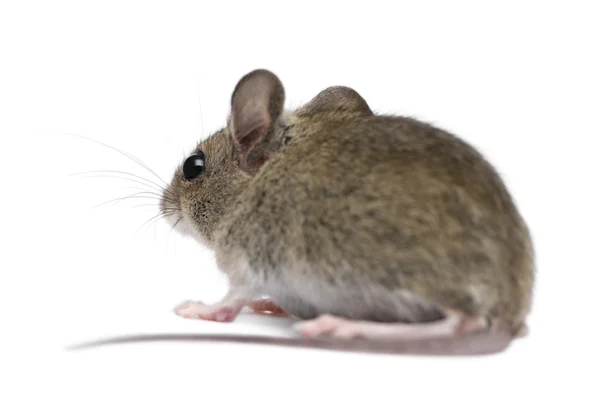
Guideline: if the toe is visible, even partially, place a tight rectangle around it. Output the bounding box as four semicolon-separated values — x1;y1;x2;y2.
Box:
173;300;191;312
293;314;344;338
174;300;208;319
213;307;234;322
249;299;288;316
332;325;364;340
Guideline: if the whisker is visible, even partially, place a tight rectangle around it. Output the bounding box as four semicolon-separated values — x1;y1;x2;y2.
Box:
153;208;177;240
171;216;183;231
169;216;182;243
75;174;171;198
122;186;156;193
115;190;168;201
120;187;177;205
70;170;173;194
197;76;205;135
164;214;179;254
92;192;166;209
131;203;178;210
62;132;169;187
134;210;172;235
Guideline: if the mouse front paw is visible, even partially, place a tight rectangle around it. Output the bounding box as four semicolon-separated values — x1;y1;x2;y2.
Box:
174;300;239;322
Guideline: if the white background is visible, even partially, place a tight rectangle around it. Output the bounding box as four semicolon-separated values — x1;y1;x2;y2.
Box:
1;1;599;393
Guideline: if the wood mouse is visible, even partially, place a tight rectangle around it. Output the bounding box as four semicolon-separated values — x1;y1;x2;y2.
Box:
73;69;534;355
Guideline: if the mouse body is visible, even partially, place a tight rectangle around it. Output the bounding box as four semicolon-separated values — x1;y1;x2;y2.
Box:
160;69;534;353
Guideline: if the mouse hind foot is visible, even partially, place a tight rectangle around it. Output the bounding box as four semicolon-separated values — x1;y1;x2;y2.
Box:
292;312;515;355
247;299;289;317
293;309;491;342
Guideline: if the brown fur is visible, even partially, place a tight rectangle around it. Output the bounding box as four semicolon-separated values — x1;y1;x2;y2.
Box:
162;70;534;335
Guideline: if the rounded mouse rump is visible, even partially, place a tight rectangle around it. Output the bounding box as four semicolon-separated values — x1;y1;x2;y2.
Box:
153;69;535;355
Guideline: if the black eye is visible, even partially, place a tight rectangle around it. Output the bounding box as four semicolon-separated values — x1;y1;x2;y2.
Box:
182;152;206;180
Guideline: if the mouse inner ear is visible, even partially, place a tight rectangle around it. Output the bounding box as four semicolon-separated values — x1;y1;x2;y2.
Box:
228;69;285;172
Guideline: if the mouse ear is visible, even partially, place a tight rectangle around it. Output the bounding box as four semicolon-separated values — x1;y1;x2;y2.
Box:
297;86;373;117
228;69;285;172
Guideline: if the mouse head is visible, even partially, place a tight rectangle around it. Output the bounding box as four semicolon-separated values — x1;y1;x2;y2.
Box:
161;69;372;246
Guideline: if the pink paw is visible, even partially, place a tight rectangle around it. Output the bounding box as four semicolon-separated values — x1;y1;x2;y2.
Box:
248;299;288;317
293;314;362;339
293;311;491;342
174;300;237;322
